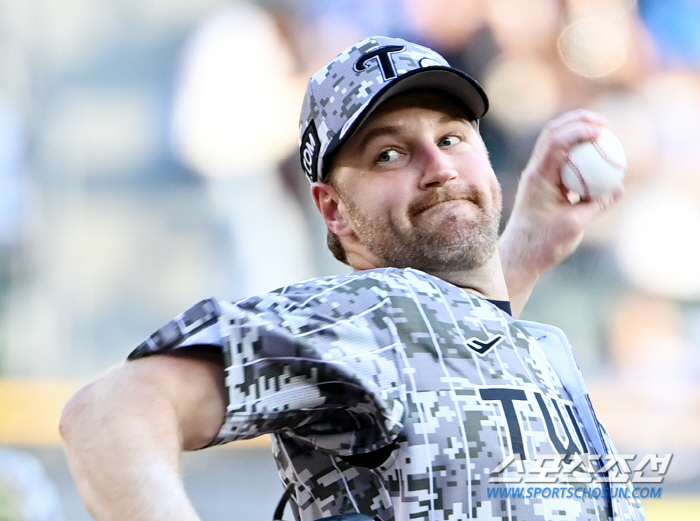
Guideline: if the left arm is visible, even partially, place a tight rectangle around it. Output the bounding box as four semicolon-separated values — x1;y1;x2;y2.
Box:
498;110;624;317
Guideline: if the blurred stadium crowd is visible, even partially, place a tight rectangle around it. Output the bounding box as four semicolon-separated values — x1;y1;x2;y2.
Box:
0;0;699;518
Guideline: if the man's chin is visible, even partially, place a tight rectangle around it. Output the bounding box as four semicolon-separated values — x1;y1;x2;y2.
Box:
410;220;500;271
411;205;484;237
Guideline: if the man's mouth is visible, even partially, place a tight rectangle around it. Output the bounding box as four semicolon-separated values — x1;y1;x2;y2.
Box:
413;198;469;216
409;189;483;218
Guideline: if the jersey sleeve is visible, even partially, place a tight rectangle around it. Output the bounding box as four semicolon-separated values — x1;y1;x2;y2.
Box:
127;298;223;360
127;273;406;456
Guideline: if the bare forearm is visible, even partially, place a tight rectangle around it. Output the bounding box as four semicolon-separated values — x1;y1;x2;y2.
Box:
61;374;200;520
498;217;570;317
499;111;622;317
60;356;226;521
74;454;200;521
498;222;547;318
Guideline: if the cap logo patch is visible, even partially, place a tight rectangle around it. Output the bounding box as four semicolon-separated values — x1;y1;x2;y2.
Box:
300;120;320;182
354;44;406;81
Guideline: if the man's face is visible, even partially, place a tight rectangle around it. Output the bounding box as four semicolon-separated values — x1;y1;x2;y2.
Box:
329;91;502;273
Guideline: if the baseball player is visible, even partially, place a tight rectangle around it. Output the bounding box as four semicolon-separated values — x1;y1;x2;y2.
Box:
60;36;642;521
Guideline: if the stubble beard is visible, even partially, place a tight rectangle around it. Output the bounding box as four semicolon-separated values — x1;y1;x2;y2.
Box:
343;185;502;273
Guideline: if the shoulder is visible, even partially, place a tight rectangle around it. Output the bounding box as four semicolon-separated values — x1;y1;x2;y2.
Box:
127;269;440;360
233;268;417;312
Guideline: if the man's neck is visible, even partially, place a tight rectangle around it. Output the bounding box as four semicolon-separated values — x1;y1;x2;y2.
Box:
350;251;510;302
427;251;510;301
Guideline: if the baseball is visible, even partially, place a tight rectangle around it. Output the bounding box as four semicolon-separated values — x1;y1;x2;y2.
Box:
561;127;627;199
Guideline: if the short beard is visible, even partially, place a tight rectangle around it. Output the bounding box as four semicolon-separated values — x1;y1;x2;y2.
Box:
342;185;502;274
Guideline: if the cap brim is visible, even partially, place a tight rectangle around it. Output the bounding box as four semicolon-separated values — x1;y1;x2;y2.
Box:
323;66;489;178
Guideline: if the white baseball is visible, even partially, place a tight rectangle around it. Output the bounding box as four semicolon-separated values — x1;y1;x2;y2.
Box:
561;127;627;199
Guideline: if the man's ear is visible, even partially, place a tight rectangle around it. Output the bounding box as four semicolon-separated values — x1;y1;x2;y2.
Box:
311;181;354;237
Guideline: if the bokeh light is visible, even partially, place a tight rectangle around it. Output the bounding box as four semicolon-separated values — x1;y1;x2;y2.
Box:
616;187;700;300
558;17;628;79
170;3;301;178
483;55;561;132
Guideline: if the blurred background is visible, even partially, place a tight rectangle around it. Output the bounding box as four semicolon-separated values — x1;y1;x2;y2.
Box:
0;0;698;519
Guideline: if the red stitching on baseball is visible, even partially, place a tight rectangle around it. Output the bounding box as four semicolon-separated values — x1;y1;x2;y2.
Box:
565;155;590;199
592;140;625;170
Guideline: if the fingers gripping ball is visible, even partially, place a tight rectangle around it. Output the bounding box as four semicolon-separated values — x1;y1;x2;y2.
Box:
561;127;627;199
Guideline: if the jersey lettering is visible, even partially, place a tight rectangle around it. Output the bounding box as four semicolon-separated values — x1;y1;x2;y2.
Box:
479;388;528;459
480;387;590;460
535;393;587;458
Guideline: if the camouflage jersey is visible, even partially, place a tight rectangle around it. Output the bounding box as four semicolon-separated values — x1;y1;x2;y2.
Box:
129;268;645;521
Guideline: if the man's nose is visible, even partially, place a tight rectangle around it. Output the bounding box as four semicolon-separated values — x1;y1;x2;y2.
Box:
418;144;458;190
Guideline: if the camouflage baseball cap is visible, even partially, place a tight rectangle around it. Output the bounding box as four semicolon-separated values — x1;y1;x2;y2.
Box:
299;35;489;183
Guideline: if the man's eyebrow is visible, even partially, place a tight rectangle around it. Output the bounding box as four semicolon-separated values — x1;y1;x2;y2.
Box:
439;113;471;125
356;124;402;152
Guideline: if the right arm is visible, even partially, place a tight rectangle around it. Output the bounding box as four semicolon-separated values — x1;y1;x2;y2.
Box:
499;109;623;317
59;352;227;521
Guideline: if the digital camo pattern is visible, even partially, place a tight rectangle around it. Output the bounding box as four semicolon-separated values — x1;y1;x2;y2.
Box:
130;268;645;521
298;36;487;182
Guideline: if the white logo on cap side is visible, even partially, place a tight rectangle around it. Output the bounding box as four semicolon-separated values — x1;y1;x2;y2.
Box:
300;121;320;181
419;57;441;67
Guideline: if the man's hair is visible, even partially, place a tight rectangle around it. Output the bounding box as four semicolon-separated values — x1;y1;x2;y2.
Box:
327;229;348;265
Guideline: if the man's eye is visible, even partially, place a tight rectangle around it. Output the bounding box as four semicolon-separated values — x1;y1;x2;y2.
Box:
377;149;400;163
438;135;461;147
